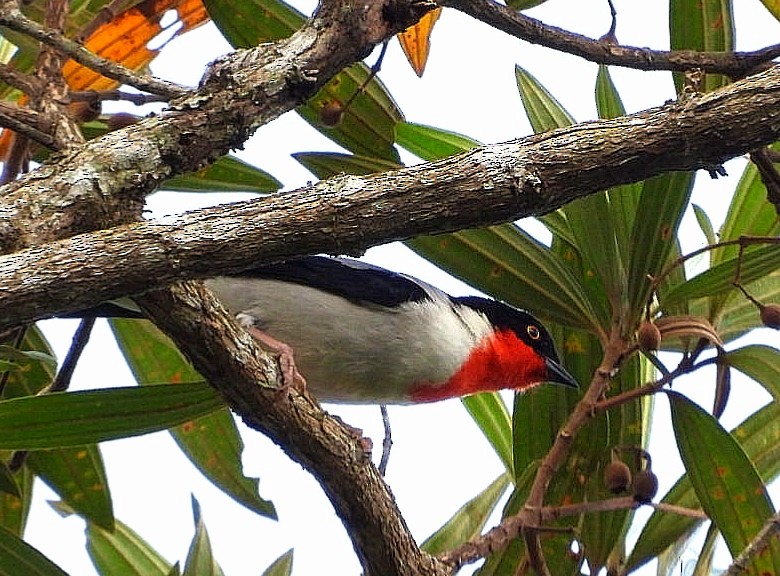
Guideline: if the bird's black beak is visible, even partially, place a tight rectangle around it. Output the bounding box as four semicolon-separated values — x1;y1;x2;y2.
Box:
545;358;578;388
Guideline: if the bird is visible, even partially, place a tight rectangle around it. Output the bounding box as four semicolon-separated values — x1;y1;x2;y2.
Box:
200;256;577;404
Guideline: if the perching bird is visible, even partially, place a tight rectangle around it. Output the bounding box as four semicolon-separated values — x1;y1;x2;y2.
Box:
200;256;577;404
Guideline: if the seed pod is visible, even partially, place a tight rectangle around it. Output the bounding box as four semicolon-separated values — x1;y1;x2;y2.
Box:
319;101;344;127
603;460;632;494
760;304;780;330
637;321;661;352
632;469;659;503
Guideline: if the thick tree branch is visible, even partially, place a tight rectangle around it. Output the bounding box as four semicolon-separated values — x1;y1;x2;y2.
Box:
3;65;780;327
446;0;779;77
0;0;435;250
0;101;56;148
135;282;448;576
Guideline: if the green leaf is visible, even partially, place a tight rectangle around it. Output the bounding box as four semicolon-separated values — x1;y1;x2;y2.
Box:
0;467;32;536
111;319;276;519
408;226;602;332
164;156;281;193
205;0;402;162
395;122;480;161
0;525;69;576
595;66;626;120
669;0;734;92
261;549;293;576
462;394;513;475
292;152;400;179
660;244;780;309
0;384;223;449
692;203;717;247
421;474;510;556
716;155;780;265
725;345;780;401
0;462;19;497
27;446;114;530
515;66;574;133
203;0;303;47
87;515;173;576
628;400;780;570
506;0;548;9
668;391;780;572
627;171;695;324
717;271;780;342
183;497;225;576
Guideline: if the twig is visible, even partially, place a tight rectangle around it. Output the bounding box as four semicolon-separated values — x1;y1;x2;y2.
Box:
0;1;186;99
749;149;780;216
0;63;41;95
0;102;56;148
43;316;96;394
725;510;780;575
378;404;392;475
444;0;780;77
70;90;169;106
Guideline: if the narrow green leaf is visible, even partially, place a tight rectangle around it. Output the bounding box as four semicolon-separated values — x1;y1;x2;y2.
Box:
515;66;574;132
262;549;293;576
409;226;601;332
506;0;548;9
0;467;32;536
395;122;480;161
87;516;173;576
716;271;780;342
0;462;19;497
668;391;780;572
0;384;223;449
628;401;780;570
692;203;717;247
298;65;403;163
292;152;400;180
0;526;69;576
661;244;780;309
205;0;402;162
111;319;276;518
691;523;719;576
595;65;626;120
627;171;694;323
669;0;734;92
183;497;225;576
716;155;780;265
27;446;114;530
203;0;302;48
421;474;510;556
164;156;281;193
461;394;513;475
725;345;780;401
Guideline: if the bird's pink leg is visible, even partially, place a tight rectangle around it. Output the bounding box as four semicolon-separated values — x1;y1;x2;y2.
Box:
237;314;307;394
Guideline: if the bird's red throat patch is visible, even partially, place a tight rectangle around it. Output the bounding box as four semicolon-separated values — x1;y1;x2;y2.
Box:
409;330;549;403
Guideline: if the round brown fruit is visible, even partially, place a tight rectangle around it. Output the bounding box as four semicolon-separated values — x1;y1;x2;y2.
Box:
637;321;661;352
603;460;632;494
632;469;659;503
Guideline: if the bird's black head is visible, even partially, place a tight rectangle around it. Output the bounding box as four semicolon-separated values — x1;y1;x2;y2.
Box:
455;296;578;389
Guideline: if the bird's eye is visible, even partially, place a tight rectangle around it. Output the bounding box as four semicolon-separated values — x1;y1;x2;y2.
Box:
527;325;541;340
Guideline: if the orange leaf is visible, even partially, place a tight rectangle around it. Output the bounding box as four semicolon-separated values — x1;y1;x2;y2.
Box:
62;0;209;91
0;0;209;157
396;6;441;77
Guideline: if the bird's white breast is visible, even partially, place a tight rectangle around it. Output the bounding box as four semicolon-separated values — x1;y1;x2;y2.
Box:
205;277;494;403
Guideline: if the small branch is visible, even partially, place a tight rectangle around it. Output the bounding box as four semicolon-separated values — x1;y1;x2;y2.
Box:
0;1;186;99
0;63;41;95
378;405;392;475
0;102;57;148
70;90;169;106
749;149;780;216
43;317;95;394
445;0;779;77
725;511;780;575
440;495;708;568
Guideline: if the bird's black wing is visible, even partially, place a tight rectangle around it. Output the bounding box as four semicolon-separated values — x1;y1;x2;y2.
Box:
233;256;432;307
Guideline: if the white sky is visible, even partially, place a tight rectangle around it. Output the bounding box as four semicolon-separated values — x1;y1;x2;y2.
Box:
19;1;780;575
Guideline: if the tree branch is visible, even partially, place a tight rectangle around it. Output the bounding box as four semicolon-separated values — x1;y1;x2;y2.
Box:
0;101;56;148
0;0;187;98
445;0;779;77
3;66;780;326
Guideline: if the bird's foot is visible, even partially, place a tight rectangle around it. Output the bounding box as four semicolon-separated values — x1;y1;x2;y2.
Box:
237;314;307;395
